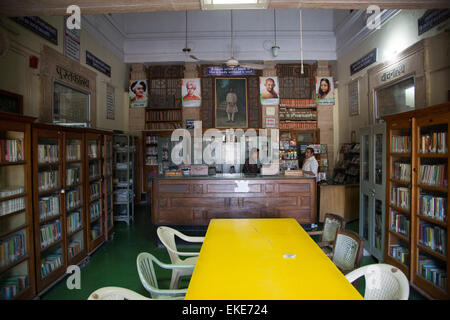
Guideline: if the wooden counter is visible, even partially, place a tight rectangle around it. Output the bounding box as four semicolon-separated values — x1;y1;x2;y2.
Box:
151;174;316;225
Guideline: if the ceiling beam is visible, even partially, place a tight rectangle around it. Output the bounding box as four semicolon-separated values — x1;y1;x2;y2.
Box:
0;0;449;16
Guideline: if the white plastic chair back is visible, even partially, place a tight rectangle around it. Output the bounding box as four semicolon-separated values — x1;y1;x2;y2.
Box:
88;286;150;300
136;252;162;299
157;226;182;264
322;217;342;242
332;233;360;272
345;263;409;300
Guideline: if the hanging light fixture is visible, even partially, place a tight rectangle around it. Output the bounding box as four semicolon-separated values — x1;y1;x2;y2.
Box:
182;11;191;55
299;9;304;74
271;9;280;57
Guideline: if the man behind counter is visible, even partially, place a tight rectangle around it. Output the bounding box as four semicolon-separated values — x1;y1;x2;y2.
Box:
242;148;260;174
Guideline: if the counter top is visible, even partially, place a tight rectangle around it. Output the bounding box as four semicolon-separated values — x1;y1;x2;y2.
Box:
152;173;316;180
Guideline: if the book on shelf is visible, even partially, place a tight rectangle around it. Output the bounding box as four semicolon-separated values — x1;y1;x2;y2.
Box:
0;196;25;217
389;244;409;264
40;250;62;278
0;275;28;300
37;144;58;163
90;201;100;220
0;139;24;163
39;220;61;249
0;232;26;268
391;135;410;153
66;188;81;210
66;167;81;186
0;186;24;199
420;132;447;154
38;170;59;192
68;240;82;259
419;164;448;187
90;224;101;240
419;194;447;222
391;187;410;210
418;255;447;290
67;210;82;233
392;162;411;182
88;143;98;158
66;144;81;161
390;209;410;237
39;195;59;221
418;221;447;255
146;135;158;144
89;182;100;198
89;162;99;179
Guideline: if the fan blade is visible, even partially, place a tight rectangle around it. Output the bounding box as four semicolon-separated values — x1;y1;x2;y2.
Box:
189;55;227;64
239;63;265;70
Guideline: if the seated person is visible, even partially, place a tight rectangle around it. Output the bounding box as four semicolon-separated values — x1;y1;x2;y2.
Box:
242;148;260;174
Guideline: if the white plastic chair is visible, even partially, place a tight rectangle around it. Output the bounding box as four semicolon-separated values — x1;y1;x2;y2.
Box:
136;252;194;299
157;226;204;289
88;286;151;300
345;263;410;300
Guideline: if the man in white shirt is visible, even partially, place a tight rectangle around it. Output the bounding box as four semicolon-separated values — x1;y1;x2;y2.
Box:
302;147;319;179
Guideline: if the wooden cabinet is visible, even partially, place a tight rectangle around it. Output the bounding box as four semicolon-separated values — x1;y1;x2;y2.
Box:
319;184;359;223
0;113;36;300
102;134;114;241
384;102;450;299
152;176;317;225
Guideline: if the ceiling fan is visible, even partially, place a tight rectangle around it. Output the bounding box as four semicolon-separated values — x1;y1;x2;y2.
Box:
189;10;265;70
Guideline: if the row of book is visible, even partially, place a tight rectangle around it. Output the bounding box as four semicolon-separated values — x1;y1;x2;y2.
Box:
146;110;182;122
1;139;24;163
68;240;82;260
419;194;447;222
145;122;183;130
90;201;100;220
40;252;62;278
38;170;59;192
89;162;99;179
418;255;447;290
419;164;447;187
279;109;317;121
0;196;25;217
0;275;28;300
90;224;101;240
37;144;58;163
418;222;447;255
66;143;81;161
392;162;411;182
420;132;447;154
146;146;158;155
66;188;81;211
391;187;410;210
88;143;98;158
66;167;81;186
279;121;317;129
90;182;100;199
146;135;158;144
0;186;24;199
389;244;409;265
40;220;61;249
279;98;316;108
39;195;60;221
391;135;410;153
280;150;297;160
390;210;410;238
0;232;26;268
67;211;82;234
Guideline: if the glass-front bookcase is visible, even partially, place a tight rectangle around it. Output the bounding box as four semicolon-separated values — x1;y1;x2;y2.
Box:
0;113;35;300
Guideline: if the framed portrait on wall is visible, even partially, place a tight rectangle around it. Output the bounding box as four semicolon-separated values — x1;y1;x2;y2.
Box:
182;78;201;107
129;80;148;108
214;78;248;128
315;76;335;105
260;76;280;105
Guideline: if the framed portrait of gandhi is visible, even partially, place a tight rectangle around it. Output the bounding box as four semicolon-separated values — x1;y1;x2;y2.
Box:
214;78;248;128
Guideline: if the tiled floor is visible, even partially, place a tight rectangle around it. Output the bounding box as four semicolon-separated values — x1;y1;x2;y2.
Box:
41;203;425;300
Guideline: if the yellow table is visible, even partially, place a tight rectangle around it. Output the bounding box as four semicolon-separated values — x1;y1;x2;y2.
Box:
185;218;363;300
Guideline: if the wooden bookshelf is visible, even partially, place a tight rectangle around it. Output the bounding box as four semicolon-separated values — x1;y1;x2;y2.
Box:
384;102;450;299
0;113;36;300
85;131;105;254
102;133;114;240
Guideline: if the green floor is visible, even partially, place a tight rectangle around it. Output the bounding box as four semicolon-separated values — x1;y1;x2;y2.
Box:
41;203;425;300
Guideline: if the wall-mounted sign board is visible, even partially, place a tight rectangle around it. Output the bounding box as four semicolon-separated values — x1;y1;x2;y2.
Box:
86;51;111;77
350;48;377;76
11;16;57;45
418;9;450;36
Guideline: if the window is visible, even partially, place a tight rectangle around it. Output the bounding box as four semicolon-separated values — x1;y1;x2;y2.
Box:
53;82;90;126
375;77;415;120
